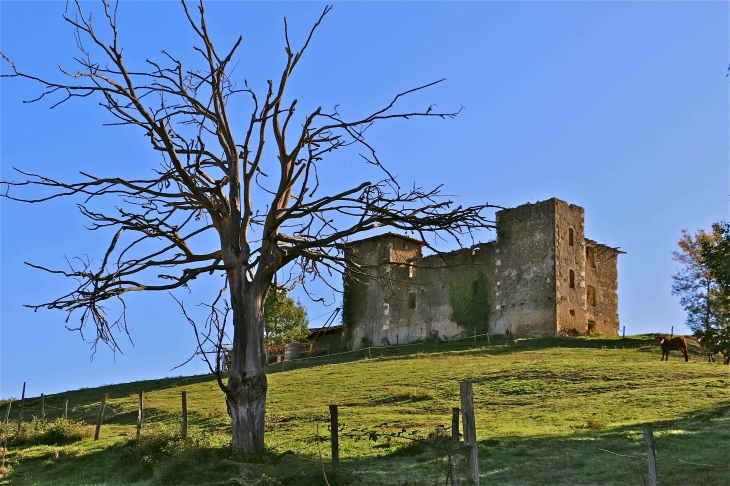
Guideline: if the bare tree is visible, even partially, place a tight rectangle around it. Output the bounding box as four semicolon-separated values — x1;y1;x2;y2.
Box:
1;0;495;453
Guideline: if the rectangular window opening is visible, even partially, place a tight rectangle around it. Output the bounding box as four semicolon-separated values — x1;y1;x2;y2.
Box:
587;285;596;306
586;246;595;268
409;292;417;310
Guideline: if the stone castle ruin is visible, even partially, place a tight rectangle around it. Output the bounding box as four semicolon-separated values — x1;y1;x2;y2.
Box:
342;198;624;349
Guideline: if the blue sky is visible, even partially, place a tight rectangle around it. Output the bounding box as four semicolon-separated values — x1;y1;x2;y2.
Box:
1;1;727;399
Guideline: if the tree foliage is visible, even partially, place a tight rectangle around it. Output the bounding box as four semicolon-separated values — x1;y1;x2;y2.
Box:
701;222;730;291
264;289;309;346
449;271;490;335
672;225;729;359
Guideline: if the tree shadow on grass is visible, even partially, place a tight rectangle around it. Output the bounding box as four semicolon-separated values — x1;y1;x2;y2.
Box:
5;403;728;485
5;432;356;486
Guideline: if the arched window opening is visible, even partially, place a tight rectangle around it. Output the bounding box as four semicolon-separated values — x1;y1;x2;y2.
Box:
409;292;417;310
569;270;575;289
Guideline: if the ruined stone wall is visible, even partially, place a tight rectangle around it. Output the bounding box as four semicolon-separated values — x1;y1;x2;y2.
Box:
585;241;621;335
342;198;621;347
382;248;495;345
554;200;588;334
490;200;558;337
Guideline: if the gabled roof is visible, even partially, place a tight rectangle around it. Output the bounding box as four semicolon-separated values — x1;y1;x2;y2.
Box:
344;232;426;247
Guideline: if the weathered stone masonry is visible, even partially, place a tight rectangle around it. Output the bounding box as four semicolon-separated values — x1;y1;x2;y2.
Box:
342;198;624;349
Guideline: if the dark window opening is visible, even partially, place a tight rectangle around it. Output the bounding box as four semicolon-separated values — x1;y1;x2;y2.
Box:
409;292;417;310
587;285;596;307
569;309;575;317
472;280;479;296
569;270;575;289
586;246;595;268
569;228;574;246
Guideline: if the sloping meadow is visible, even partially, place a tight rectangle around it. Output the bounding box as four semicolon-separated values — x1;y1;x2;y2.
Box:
1;336;728;485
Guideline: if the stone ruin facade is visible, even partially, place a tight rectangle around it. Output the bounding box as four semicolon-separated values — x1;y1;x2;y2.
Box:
342;198;624;349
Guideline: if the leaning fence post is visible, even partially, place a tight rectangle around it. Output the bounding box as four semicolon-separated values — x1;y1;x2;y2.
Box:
63;399;68;420
181;391;188;439
136;391;144;439
329;404;339;467
41;394;45;421
643;423;658;486
16;382;26;437
94;394;107;441
460;381;479;485
452;407;460;445
3;401;11;425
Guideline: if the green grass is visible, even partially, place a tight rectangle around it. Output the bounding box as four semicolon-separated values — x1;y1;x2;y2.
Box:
1;335;728;485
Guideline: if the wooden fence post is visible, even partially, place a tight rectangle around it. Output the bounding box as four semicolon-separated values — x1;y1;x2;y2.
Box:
3;401;11;425
460;381;479;485
329;405;339;467
136;391;144;439
94;394;107;441
41;394;45;421
181;391;188;439
451;406;462;486
452;407;460;445
63;399;68;420
643;423;658;486
16;382;26;436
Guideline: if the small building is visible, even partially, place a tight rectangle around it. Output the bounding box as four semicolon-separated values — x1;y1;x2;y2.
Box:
342;198;624;348
306;325;344;355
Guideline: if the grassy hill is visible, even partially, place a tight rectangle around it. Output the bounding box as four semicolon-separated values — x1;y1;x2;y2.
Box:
0;335;728;485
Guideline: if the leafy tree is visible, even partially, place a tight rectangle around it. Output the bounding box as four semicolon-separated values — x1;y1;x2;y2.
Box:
699;222;730;362
701;222;730;291
672;226;729;360
264;290;309;346
0;1;495;452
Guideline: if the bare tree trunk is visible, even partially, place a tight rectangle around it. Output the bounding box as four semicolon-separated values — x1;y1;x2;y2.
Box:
227;270;268;453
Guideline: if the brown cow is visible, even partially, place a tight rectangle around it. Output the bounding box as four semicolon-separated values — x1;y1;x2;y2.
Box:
694;334;715;363
655;335;688;362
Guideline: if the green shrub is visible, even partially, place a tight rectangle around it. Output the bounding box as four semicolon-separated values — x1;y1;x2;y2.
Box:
13;417;89;446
